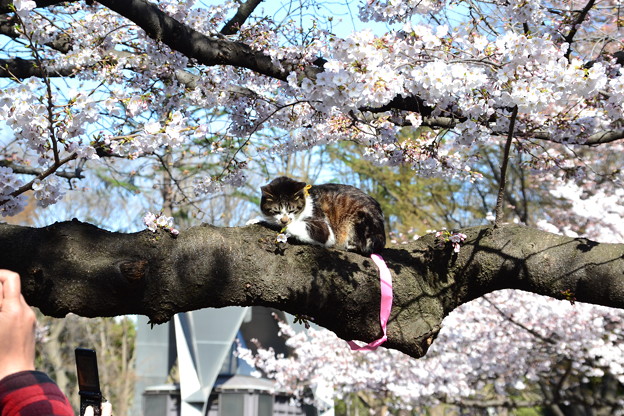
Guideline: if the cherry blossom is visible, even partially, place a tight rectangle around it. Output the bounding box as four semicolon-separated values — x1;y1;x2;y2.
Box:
0;0;621;219
0;0;622;411
240;292;624;411
32;176;65;208
0;167;27;217
12;0;35;14
435;229;468;253
143;211;179;235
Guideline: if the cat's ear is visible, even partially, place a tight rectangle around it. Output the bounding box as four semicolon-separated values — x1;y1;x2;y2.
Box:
292;181;309;197
294;182;308;194
261;185;274;199
292;181;307;191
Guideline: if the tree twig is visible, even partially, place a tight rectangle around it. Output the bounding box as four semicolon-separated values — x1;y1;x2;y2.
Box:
563;0;596;60
9;152;78;197
0;160;83;180
220;0;263;35
494;106;518;227
482;294;556;345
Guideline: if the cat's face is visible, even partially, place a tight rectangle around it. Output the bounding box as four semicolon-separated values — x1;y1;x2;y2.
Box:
260;177;308;226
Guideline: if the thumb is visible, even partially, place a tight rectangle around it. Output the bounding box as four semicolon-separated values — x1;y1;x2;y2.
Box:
0;270;22;308
102;402;113;416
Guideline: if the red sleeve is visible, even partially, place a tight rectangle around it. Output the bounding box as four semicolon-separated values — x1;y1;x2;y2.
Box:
0;371;74;416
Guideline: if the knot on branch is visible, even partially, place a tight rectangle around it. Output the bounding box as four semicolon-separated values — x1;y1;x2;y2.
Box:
119;259;148;281
413;326;441;358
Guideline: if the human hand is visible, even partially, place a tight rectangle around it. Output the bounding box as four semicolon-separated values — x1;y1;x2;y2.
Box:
0;270;36;382
84;402;113;416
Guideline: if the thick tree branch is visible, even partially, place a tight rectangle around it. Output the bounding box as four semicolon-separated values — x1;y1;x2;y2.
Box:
363;101;624;146
530;129;624;145
0;221;622;359
3;1;300;79
362;95;436;117
0;57;76;78
96;0;319;81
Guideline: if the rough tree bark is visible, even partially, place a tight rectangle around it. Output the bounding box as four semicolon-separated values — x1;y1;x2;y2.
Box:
1;221;622;359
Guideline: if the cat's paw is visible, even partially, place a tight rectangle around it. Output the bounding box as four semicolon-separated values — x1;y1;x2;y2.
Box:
245;216;263;225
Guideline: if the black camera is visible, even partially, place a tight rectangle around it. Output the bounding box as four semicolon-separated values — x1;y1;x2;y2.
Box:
75;348;104;416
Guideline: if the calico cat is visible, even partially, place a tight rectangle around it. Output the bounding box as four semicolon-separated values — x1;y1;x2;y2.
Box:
260;176;386;255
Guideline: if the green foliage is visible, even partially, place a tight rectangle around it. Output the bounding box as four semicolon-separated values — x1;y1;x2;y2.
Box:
516;408;545;416
326;140;483;235
334;394;370;415
35;312;137;416
324;128;576;236
93;170;141;194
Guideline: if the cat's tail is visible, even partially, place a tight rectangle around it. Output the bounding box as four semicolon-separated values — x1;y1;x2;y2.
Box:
348;253;393;351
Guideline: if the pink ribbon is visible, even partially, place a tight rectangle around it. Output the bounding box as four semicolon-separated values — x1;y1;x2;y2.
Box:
348;253;393;351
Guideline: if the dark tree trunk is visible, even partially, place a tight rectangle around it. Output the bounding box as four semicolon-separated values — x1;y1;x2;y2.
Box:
1;221;622;359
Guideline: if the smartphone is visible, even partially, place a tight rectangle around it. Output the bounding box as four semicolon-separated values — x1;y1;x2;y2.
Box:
75;348;103;416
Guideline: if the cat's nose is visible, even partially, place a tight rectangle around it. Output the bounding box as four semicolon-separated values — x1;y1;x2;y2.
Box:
280;216;290;225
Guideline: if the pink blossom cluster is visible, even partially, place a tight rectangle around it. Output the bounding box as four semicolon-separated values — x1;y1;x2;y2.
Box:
143;212;179;236
193;166;248;195
539;182;624;243
0;1;621;242
435;229;468;253
359;0;444;24
0;167;26;217
31;176;65;208
240;290;624;411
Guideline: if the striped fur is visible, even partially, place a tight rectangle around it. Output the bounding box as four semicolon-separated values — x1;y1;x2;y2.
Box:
261;176;386;255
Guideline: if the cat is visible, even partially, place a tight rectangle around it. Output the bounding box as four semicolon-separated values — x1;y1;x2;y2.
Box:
260;176;386;255
260;176;392;350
